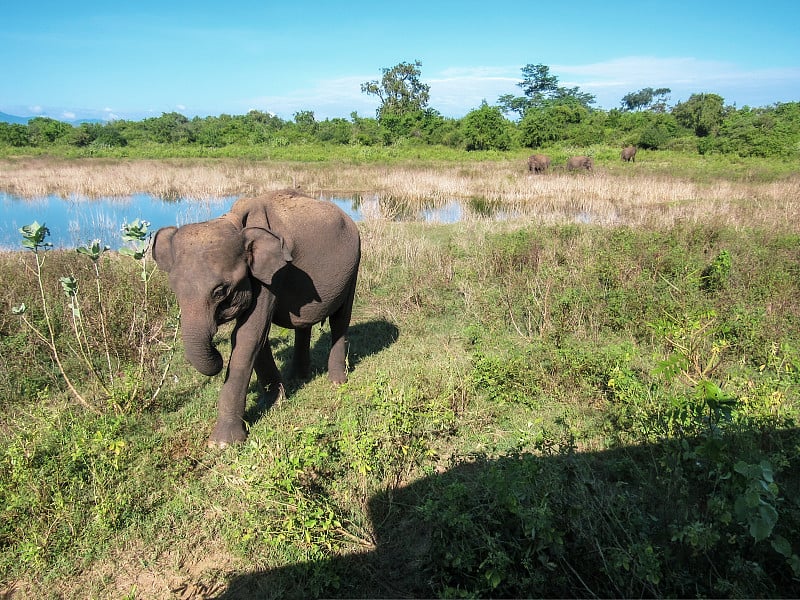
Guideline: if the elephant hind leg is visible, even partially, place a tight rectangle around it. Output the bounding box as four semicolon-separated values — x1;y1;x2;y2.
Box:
254;342;285;406
327;284;356;384
291;327;312;380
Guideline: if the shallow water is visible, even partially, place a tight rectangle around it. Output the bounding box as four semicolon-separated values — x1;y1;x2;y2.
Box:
0;192;502;250
0;194;344;250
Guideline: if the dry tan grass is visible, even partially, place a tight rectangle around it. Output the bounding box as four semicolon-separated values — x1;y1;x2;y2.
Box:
2;157;799;230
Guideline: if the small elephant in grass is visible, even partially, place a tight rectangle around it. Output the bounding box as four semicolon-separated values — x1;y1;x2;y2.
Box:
567;155;594;171
527;153;551;174
621;145;637;162
153;189;361;447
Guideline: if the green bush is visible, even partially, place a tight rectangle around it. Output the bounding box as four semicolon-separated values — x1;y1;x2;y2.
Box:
461;102;515;151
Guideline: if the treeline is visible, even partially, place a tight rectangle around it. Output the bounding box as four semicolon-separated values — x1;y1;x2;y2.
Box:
2;62;799;158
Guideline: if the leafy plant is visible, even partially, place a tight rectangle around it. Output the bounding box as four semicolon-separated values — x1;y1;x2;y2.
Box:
12;222;93;409
11;219;175;412
701;249;732;293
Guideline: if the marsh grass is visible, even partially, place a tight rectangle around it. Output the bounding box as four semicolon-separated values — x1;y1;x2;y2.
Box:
1;156;800;598
2;156;799;231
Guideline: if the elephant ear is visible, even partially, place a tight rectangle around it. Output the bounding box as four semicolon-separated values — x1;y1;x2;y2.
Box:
152;226;178;272
242;226;293;285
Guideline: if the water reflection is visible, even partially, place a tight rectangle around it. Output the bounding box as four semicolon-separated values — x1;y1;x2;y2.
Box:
0;192;239;250
0;192;513;250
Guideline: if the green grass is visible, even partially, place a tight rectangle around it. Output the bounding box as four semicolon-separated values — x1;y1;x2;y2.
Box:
1;209;800;597
3;141;798;182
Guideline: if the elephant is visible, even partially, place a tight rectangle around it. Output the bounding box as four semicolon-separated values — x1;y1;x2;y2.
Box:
527;153;551;174
567;155;594;171
621;145;637;162
152;189;361;447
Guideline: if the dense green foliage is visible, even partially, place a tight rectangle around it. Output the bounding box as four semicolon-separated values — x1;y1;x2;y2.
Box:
2;61;799;158
1;208;799;597
2;98;798;159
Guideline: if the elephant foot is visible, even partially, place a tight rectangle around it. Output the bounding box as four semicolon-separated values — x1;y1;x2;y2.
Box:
328;371;348;385
208;419;248;448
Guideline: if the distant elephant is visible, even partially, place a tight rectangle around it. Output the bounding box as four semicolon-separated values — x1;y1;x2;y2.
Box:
567;155;594;171
153;189;361;447
621;145;637;162
527;153;551;173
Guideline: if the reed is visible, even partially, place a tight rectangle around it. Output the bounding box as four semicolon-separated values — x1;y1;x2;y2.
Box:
2;157;799;230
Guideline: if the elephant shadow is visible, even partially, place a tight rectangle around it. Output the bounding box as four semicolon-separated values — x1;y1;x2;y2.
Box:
214;427;800;599
244;319;399;421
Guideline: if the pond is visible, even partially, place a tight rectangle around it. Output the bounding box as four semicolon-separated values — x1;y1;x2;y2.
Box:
0;193;470;250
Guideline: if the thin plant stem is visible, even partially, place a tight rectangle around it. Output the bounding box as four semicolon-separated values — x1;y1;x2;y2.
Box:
31;251;95;412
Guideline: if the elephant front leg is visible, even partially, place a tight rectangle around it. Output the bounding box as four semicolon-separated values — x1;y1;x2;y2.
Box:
209;373;250;448
209;346;256;447
209;291;275;448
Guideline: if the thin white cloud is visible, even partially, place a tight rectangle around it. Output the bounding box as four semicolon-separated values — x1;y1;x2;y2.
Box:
553;57;800;107
9;57;798;123
427;57;800;112
246;75;379;120
428;68;520;115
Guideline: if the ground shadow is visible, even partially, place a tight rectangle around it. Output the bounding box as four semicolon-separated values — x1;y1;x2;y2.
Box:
244;319;399;424
216;427;800;599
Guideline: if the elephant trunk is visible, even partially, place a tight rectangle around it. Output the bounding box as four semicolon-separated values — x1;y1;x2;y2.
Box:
181;318;224;376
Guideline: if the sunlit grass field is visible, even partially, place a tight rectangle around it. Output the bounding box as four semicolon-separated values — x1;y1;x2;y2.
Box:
1;150;799;598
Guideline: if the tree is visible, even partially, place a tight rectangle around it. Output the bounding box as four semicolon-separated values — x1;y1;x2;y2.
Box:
620;87;672;112
496;94;530;120
361;60;431;119
461;101;514;151
518;63;560;103
94;123;127;147
142;112;194;144
672;93;726;137
518;100;593;148
702;102;800;157
316;118;353;144
637;115;681;149
293;110;318;137
27;117;73;146
349;111;382;146
0;122;30;146
498;63;595;119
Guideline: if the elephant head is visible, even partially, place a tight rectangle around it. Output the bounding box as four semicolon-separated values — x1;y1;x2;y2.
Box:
152;217;293;377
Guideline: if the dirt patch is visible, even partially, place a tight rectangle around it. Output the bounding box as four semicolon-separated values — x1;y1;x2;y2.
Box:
6;538;242;600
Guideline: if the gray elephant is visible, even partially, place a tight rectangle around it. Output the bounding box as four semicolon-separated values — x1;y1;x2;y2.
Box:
152;189;361;447
567;156;594;171
621;145;637;162
527;153;551;173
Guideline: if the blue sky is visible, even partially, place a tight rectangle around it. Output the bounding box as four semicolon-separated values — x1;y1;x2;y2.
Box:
2;0;799;122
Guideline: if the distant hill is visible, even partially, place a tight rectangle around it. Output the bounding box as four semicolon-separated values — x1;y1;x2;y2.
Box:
0;112;107;125
0;112;30;124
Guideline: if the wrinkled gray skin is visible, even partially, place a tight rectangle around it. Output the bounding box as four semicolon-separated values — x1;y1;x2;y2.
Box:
621;145;637;162
567;155;594;171
153;189;361;447
527;153;551;174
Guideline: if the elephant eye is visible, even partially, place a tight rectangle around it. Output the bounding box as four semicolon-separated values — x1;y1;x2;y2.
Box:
212;284;229;300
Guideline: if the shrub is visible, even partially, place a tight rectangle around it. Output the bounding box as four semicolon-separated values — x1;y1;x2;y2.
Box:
461;102;515;151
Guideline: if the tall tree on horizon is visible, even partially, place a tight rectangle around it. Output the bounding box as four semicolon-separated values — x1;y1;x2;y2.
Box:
361;60;431;120
498;63;596;119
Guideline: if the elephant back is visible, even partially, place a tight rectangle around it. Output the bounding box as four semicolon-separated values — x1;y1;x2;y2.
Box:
234;190;361;329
